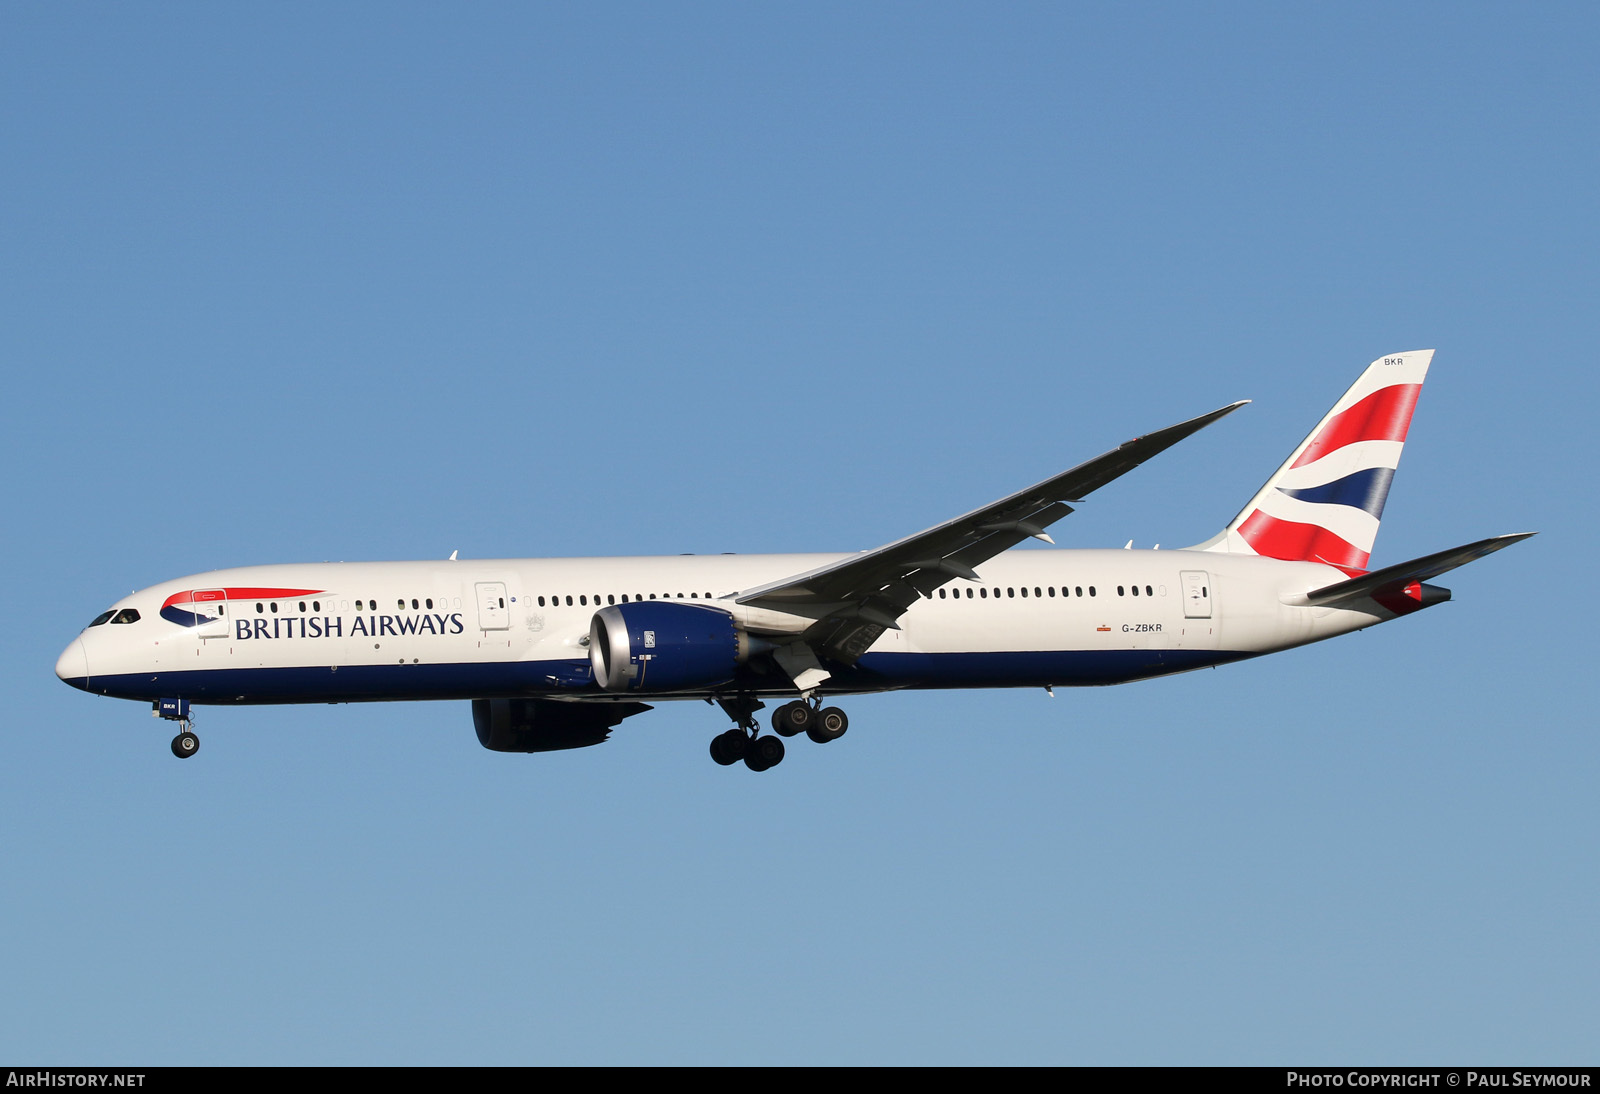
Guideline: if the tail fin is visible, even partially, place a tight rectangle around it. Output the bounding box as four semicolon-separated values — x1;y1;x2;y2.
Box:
1201;349;1434;575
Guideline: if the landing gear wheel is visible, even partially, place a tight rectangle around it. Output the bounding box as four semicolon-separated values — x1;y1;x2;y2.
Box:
709;729;748;766
807;707;848;744
170;730;200;759
772;700;814;737
743;734;785;772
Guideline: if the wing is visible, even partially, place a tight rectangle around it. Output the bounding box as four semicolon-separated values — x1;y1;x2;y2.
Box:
735;400;1248;665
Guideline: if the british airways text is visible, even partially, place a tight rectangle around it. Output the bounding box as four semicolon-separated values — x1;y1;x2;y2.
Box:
234;613;465;640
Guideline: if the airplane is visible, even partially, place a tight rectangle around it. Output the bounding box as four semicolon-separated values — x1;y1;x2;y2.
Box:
55;350;1532;769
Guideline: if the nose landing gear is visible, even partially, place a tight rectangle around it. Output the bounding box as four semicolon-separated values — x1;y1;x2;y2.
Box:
155;698;199;759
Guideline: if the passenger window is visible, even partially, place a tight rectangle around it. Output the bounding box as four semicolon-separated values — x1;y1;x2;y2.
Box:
110;608;141;624
980;588;988;598
565;596;573;606
1146;586;1153;597
270;602;278;613
966;588;973;598
313;601;320;612
938;589;946;599
89;611;115;627
580;595;587;606
1047;587;1055;597
1035;587;1042;598
299;601;307;612
1131;585;1139;596
1117;587;1125;596
412;599;419;609
258;602;266;613
608;594;616;605
1020;587;1028;598
1089;587;1096;596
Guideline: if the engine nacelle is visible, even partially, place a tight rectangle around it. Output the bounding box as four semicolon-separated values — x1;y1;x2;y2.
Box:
472;697;646;753
589;601;765;692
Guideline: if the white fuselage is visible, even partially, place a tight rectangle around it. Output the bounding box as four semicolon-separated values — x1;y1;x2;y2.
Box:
57;549;1388;707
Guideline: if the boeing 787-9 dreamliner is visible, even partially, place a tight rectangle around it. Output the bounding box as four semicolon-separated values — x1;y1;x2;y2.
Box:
56;350;1531;770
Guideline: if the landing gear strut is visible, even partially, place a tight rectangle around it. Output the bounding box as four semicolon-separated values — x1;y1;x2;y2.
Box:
155;698;199;759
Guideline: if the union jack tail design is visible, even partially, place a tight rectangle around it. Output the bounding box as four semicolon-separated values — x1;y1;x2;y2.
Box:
1203;350;1434;575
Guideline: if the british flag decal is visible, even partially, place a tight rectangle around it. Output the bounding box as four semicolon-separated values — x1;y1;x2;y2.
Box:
1210;350;1434;575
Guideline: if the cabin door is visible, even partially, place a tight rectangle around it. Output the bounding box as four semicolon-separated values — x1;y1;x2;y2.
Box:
475;582;510;630
1179;571;1213;619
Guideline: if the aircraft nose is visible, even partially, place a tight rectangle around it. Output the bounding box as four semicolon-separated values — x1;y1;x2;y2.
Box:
55;638;88;689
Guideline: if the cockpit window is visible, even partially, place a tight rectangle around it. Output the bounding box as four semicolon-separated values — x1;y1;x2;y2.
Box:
88;610;115;628
110;608;141;624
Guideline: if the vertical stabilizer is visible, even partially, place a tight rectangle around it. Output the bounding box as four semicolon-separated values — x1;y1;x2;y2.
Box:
1200;349;1434;575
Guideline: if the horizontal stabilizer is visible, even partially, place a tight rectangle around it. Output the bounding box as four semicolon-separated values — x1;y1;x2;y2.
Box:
1301;532;1535;609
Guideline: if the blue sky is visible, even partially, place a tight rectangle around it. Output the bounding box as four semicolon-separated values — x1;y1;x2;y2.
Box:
2;3;1595;1064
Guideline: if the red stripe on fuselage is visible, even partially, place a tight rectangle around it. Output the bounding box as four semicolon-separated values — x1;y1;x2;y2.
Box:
1290;384;1421;469
162;587;326;609
1237;511;1370;575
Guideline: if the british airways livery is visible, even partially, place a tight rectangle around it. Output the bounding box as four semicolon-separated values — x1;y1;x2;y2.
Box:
56;351;1532;769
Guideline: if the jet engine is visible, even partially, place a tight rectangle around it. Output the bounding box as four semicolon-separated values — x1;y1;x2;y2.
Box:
589;601;770;692
472;697;649;753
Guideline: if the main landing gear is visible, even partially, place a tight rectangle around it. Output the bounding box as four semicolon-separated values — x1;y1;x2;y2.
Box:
708;696;848;771
155;698;199;759
770;699;848;745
